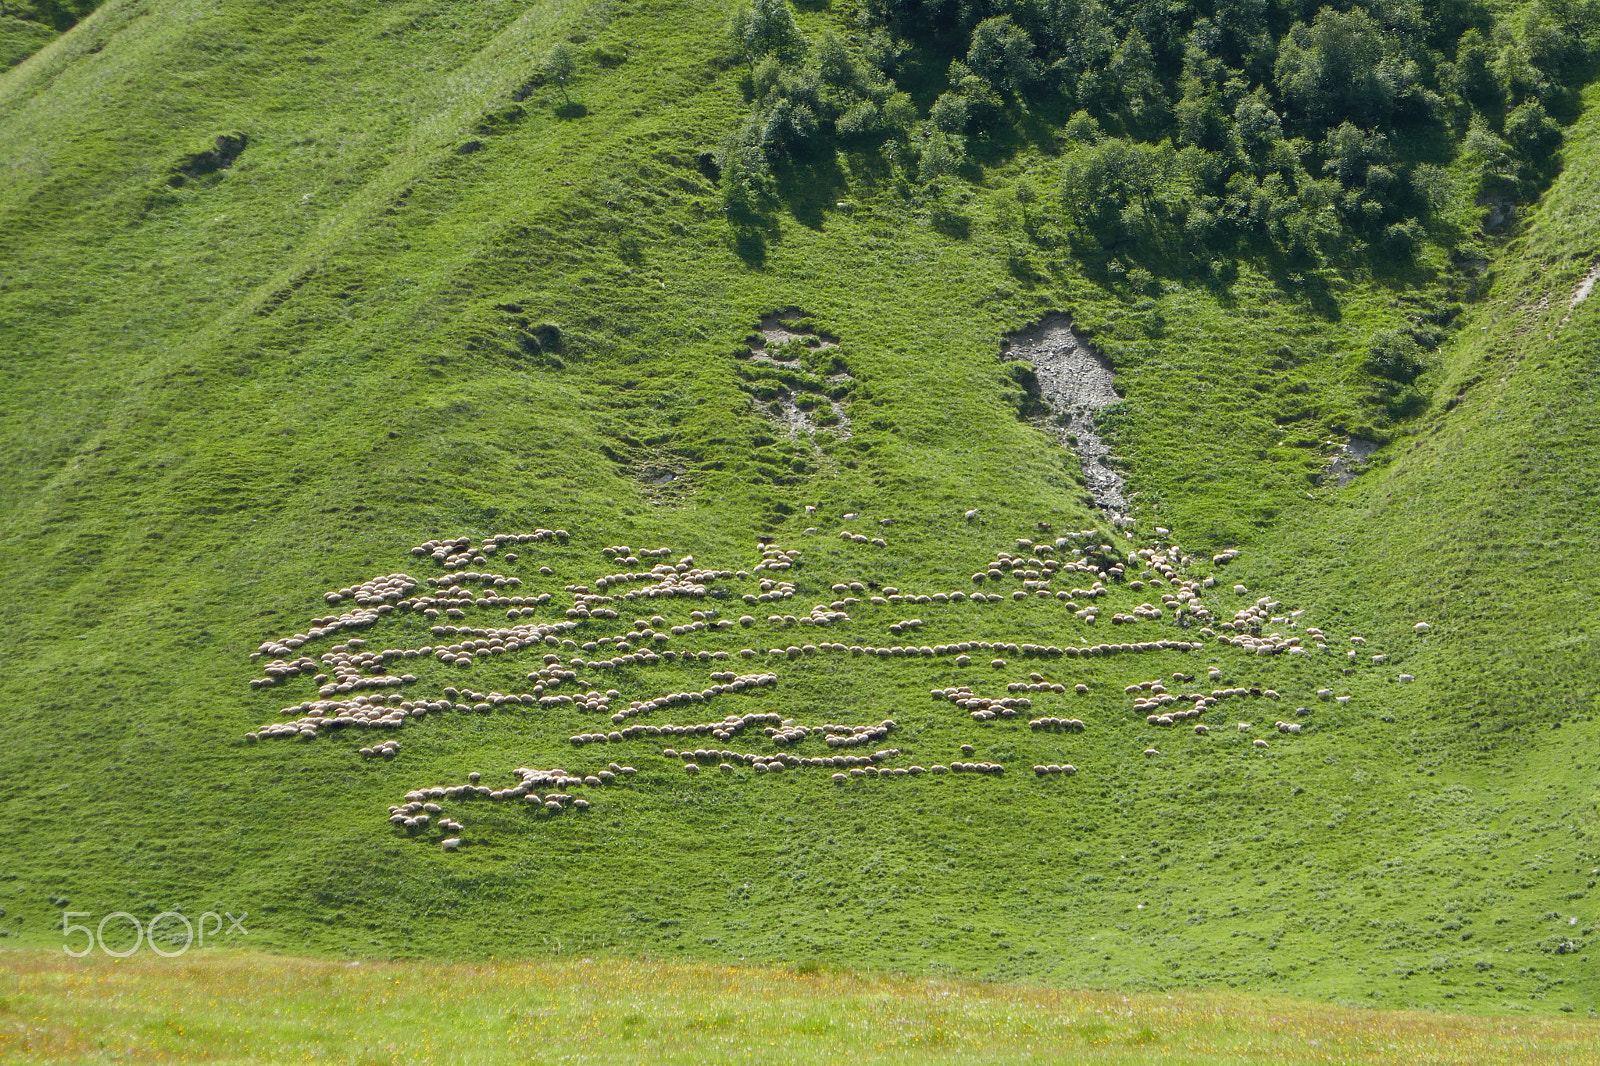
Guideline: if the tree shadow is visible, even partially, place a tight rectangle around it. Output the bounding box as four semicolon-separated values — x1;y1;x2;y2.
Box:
732;225;770;268
929;204;972;239
554;101;588;120
771;149;849;230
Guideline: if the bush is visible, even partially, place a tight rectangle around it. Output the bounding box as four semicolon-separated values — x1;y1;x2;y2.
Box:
1366;331;1427;384
1382;219;1425;260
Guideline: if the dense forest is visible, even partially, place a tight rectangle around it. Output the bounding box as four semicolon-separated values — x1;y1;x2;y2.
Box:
723;0;1599;273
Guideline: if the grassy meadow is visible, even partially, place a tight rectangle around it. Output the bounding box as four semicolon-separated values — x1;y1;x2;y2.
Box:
0;0;1596;1041
5;950;1600;1065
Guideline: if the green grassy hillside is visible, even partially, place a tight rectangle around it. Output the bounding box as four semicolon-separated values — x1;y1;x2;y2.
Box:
0;0;1596;1019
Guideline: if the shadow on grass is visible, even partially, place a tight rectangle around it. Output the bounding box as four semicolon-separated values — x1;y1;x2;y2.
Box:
772;150;848;230
732;225;769;268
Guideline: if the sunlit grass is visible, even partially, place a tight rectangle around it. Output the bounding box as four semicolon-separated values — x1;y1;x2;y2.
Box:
2;950;1597;1065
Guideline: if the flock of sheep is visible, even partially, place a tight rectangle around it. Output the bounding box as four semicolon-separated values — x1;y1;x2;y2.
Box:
245;510;1426;850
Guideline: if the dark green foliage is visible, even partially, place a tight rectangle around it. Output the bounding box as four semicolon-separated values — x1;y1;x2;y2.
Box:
1366;330;1428;384
543;43;579;103
1274;7;1402;129
966;16;1040;97
730;0;807;65
722;0;1599;297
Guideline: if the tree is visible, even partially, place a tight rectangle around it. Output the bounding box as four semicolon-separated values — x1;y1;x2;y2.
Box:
930;92;971;134
1232;88;1283;152
1274;8;1394;128
1461;114;1519;197
1060;136;1183;246
720;143;775;223
542;44;577;103
729;0;806;66
1503;99;1561;167
1444;28;1502;111
1105;28;1163;123
1320;122;1390;188
966;17;1040;98
916;130;965;181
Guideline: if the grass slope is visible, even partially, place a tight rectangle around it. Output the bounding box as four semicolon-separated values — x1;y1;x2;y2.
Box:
0;0;1595;1018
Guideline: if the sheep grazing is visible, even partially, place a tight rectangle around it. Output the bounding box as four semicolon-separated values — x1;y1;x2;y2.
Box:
1252;738;1268;748
1414;622;1431;633
271;517;1372;849
441;838;462;851
1398;673;1415;683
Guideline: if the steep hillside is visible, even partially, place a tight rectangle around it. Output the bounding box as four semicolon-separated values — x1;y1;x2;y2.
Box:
0;0;1595;1015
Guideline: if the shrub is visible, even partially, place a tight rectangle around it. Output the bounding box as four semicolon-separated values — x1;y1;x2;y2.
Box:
1366;331;1427;384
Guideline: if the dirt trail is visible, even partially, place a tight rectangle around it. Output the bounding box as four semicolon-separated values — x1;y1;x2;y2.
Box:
1001;315;1128;520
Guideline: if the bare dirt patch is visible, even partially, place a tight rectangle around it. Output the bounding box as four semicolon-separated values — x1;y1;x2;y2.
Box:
1001;314;1127;519
1562;261;1600;326
738;308;852;441
1324;437;1378;487
747;308;839;361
